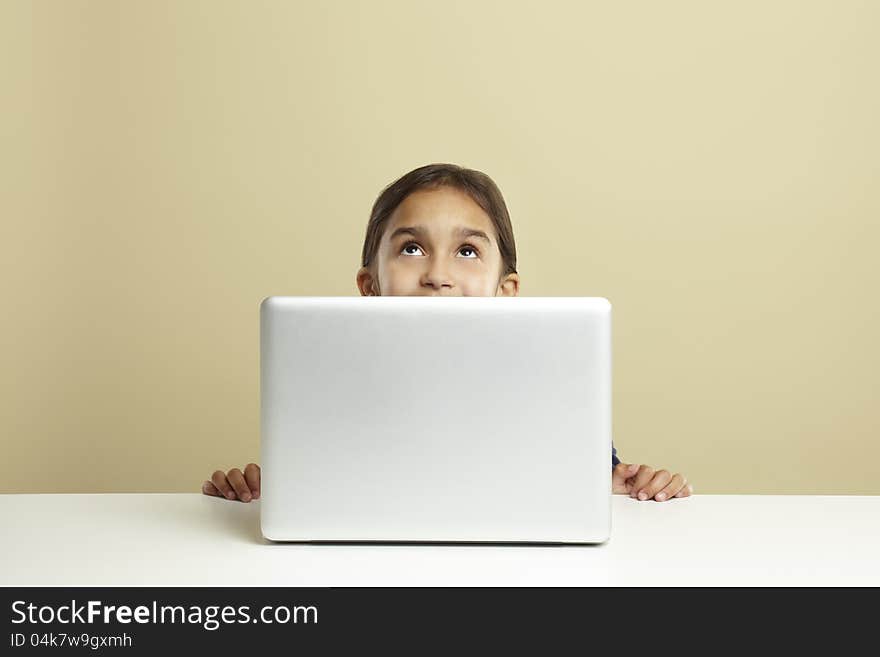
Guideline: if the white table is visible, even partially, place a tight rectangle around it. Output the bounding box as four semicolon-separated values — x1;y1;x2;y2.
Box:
2;494;878;586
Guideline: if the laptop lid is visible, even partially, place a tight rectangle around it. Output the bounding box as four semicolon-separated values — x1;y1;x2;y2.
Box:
260;296;612;544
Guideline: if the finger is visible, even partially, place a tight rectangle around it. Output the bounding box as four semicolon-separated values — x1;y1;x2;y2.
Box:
613;462;639;479
629;466;655;498
211;470;236;500
654;474;685;502
202;480;221;497
612;462;639;494
636;469;672;501
227;468;252;502
674;483;694;498
244;463;261;499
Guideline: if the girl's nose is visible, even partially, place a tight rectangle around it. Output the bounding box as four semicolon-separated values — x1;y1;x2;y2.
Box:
420;261;454;290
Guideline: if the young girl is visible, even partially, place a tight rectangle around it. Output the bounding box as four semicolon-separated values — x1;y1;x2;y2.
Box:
202;163;693;504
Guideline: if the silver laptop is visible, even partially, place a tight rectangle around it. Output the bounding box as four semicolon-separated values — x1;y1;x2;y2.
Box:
260;296;612;545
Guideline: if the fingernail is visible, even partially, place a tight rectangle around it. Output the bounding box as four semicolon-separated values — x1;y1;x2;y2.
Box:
226;492;235;499
638;492;648;501
656;492;666;501
242;493;251;502
252;490;259;499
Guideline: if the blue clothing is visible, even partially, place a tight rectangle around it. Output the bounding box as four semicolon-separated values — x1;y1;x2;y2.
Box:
612;443;619;468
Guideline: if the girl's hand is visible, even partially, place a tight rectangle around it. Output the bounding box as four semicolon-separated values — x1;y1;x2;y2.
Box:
612;462;693;502
202;463;261;502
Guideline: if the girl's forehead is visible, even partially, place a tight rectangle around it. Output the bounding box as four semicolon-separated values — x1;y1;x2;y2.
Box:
385;187;496;237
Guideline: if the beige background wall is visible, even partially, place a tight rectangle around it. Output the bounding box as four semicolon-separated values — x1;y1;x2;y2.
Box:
1;0;877;494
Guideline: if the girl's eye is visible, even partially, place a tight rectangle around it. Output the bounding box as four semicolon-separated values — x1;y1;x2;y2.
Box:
400;243;479;258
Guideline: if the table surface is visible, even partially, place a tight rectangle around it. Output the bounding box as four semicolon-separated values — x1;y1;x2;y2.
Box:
3;493;878;586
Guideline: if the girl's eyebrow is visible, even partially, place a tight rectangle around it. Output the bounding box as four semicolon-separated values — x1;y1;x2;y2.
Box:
389;225;492;244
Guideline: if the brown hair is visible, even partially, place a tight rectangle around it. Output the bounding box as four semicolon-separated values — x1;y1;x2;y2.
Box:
361;163;518;279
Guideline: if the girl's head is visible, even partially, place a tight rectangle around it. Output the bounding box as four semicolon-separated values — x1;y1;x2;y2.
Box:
356;163;520;297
